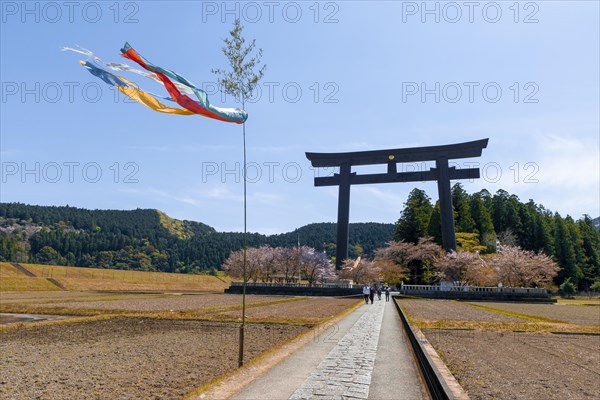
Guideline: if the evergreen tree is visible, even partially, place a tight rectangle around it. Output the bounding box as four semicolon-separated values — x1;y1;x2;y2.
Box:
517;200;537;250
451;183;476;233
470;192;496;251
478;188;493;210
565;216;586;279
427;201;442;245
492;190;522;234
577;215;600;288
538;208;555;255
491;189;510;232
395;189;433;243
553;213;580;285
0;233;18;261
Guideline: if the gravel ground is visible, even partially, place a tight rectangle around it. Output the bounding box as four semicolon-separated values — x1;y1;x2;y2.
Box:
423;329;600;400
0;318;307;400
467;302;600;325
397;299;523;322
32;294;286;311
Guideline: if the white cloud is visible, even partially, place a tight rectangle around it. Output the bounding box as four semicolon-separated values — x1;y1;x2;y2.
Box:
534;133;599;191
118;187;201;206
200;186;242;202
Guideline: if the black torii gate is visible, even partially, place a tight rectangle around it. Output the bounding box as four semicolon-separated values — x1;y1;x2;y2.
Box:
306;138;489;269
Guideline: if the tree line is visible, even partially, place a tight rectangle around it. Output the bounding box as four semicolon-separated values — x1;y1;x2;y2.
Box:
393;185;600;290
0;203;393;273
2;185;598;291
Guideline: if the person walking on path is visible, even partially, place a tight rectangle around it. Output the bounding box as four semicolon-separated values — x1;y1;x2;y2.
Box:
376;286;382;301
362;285;370;304
384;285;390;302
369;285;375;304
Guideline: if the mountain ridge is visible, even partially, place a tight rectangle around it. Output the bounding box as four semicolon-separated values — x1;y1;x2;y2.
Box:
0;202;394;273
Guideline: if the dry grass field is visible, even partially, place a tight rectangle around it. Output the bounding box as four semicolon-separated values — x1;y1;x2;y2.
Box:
397;298;600;399
0;263;30;277
0;263;62;291
0;262;231;292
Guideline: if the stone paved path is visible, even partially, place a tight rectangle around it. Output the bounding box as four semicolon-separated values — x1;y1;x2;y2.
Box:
289;300;385;399
230;297;427;400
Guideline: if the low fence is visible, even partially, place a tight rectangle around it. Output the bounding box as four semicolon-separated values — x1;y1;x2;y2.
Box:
225;282;362;297
225;282;552;300
398;284;551;301
228;282;356;289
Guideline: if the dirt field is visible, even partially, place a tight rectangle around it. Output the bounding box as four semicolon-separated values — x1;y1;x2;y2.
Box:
397;299;523;322
1;292;361;325
217;297;360;323
0;291;361;398
399;298;600;399
0;318;307;400
424;329;600;400
32;293;287;311
0;291;165;304
467;301;600;325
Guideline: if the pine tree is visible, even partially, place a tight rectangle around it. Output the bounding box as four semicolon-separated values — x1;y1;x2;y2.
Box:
492;191;523;240
395;189;433;243
427;201;442;245
470;191;496;251
553;213;580;285
577;215;600;288
452;183;476;233
565;216;585;278
537;208;555;255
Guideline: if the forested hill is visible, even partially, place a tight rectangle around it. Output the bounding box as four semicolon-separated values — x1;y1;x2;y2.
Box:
0;203;394;273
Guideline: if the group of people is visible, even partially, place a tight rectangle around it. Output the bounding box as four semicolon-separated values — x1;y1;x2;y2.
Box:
362;284;391;304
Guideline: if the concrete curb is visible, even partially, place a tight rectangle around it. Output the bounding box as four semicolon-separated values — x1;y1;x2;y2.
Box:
393;297;469;400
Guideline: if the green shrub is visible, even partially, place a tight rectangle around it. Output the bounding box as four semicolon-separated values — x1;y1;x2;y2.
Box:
559;278;577;298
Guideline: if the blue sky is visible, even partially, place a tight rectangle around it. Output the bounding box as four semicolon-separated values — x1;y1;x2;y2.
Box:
1;1;599;234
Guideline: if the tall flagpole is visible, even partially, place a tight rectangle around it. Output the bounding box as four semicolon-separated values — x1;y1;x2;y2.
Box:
238;99;247;367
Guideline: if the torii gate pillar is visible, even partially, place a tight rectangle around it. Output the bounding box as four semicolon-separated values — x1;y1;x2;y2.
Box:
436;157;457;254
336;163;351;270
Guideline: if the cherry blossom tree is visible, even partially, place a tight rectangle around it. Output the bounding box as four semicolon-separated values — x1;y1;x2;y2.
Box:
373;237;443;284
299;246;333;285
489;245;559;287
223;247;263;282
223;245;335;284
433;250;486;286
339;258;381;284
